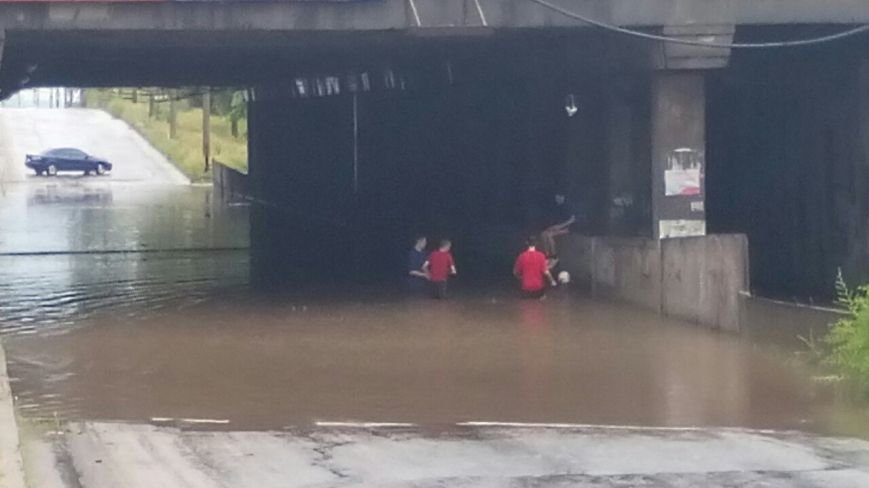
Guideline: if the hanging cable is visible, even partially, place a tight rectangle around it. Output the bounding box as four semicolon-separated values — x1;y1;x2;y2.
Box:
473;0;489;27
525;0;869;49
408;0;422;27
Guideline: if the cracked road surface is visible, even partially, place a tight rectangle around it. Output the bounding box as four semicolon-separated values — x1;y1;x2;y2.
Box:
22;422;869;488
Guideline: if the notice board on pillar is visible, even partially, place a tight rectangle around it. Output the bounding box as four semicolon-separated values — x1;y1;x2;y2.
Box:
652;73;707;240
659;147;705;239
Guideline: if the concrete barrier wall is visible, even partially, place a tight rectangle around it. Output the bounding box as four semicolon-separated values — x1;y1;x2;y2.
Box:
661;235;749;331
560;233;749;331
213;161;249;199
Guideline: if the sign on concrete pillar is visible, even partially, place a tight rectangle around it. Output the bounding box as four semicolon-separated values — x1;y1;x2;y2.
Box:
651;72;706;239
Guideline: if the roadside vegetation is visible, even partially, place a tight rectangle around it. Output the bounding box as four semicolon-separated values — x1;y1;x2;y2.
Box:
822;272;869;394
86;88;248;182
797;271;869;398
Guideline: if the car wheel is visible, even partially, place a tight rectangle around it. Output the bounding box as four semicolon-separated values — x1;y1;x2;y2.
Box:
47;164;58;176
96;164;107;176
35;169;44;176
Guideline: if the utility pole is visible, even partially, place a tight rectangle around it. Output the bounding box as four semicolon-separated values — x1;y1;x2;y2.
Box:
202;90;211;173
168;90;177;139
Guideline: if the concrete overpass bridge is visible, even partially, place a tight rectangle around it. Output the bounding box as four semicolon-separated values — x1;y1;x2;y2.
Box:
1;0;869;88
3;0;869;329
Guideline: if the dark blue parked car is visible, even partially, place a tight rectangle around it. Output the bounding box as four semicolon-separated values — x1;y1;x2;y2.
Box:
25;148;113;176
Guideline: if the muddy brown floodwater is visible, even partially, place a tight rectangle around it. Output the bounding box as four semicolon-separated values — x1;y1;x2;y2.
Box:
1;179;868;437
0;291;833;430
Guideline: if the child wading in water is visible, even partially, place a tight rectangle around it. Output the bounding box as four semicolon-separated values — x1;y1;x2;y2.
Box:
514;236;557;299
424;239;457;299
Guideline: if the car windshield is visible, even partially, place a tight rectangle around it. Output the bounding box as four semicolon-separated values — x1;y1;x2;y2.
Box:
42;148;87;159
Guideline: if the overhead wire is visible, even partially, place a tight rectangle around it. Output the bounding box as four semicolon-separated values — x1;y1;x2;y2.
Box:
524;0;869;48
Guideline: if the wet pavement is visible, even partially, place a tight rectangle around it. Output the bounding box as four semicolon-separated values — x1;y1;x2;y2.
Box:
22;422;869;488
3;108;869;486
0;108;188;184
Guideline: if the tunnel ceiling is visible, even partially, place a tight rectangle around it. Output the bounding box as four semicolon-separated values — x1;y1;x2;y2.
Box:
3;23;869;92
0;28;623;90
4;30;450;87
1;0;869;93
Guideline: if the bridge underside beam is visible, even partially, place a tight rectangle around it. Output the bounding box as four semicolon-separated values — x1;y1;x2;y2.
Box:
4;22;866;90
0;0;868;33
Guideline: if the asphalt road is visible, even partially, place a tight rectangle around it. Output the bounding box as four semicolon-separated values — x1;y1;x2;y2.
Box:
20;422;869;488
0;108;188;184
0;108;231;256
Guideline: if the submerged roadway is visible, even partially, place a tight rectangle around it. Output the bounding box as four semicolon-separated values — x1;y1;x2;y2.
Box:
0;107;869;487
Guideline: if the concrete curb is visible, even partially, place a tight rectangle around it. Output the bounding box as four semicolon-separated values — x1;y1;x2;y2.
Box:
0;341;26;488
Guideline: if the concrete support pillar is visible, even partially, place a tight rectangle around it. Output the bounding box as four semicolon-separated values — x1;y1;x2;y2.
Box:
651;71;706;239
246;94;261;272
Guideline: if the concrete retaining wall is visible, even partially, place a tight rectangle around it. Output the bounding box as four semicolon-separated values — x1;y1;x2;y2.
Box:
560;233;749;331
213;161;249;199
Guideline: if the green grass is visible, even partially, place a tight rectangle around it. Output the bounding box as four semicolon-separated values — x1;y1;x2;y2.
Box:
88;90;248;182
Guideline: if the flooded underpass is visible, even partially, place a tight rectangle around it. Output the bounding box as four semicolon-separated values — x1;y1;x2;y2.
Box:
3;108;869;487
0;283;837;432
0;170;865;437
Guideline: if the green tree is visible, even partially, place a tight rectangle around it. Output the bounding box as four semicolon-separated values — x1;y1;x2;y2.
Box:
228;91;247;139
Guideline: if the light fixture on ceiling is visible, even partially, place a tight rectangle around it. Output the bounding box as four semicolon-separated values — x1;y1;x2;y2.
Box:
564;94;578;117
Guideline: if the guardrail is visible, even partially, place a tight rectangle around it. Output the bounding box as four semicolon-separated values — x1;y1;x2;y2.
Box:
212;160;249;199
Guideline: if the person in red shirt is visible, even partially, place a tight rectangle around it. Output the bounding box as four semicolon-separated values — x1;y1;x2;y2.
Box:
514;236;557;299
424;239;457;299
